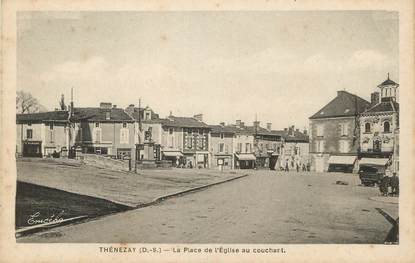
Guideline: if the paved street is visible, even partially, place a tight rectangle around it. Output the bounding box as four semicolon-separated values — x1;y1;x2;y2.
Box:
19;171;398;244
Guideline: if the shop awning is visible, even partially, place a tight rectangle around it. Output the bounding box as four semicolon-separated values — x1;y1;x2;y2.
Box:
236;153;256;161
328;155;356;165
359;158;389;166
163;151;183;157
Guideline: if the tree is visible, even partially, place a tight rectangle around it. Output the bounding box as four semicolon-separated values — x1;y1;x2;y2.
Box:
59;94;67;110
16;91;47;114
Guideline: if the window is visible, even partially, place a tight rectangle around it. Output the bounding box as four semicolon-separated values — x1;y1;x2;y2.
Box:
145;112;150;120
237;143;242;152
120;128;129;144
95;122;100;128
316;124;324;137
169;128;174;135
49;123;54;130
316;140;325;153
219;143;224;153
339;140;349;153
122;123;127;128
26;129;33;139
245;143;251;153
93;129;101;143
365;123;371;133
384;121;391;133
340;123;348;136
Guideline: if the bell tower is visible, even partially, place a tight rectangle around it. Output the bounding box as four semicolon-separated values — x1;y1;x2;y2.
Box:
377;73;399;102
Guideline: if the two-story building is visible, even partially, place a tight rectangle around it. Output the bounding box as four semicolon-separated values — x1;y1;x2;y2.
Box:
359;75;399;173
209;123;235;170
16;111;70;157
157;114;211;168
279;126;310;171
71;102;135;159
309;90;370;172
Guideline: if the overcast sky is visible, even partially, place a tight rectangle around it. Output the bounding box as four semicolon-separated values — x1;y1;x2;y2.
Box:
17;11;398;130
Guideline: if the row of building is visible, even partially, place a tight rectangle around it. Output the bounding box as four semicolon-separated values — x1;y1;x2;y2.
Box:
16;74;399;172
16;102;309;170
309;74;399;173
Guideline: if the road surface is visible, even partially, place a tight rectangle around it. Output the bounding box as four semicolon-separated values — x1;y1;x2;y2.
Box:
19;172;398;243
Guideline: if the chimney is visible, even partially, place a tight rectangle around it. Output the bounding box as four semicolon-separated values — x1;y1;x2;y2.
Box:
112;105;117;109
371;92;380;106
235;120;241;128
193;114;203;122
266;123;272;131
240;122;245;128
296;128;299;132
219;122;225;127
100;102;112;109
284;128;288;131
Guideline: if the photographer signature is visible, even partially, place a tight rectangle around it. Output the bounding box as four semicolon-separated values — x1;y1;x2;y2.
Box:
27;210;65;225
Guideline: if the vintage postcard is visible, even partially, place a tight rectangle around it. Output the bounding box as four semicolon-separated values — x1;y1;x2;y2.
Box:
1;0;414;262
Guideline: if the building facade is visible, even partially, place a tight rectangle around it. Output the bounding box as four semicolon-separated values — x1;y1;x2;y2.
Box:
309;91;370;172
71;103;136;159
209;124;235;170
359;76;399;173
16;111;70;157
279;126;310;171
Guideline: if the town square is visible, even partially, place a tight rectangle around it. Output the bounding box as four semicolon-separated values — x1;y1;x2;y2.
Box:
13;11;399;244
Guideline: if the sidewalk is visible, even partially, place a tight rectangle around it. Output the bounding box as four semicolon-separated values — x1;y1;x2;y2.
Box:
17;158;251;207
369;196;399;204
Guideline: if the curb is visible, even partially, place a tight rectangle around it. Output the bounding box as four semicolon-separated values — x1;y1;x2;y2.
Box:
135;173;250;209
369;196;399;204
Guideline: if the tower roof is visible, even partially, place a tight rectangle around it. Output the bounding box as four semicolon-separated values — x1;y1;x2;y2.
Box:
378;73;398;87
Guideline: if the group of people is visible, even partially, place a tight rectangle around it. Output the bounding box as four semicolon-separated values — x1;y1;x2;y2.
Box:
279;157;310;172
379;172;399;196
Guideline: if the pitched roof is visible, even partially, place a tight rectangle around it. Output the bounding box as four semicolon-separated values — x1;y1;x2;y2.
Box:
16;111;69;123
209;125;237;134
278;130;309;143
363;100;399;114
126;107;160;121
161;116;211;128
71;107;134;122
310;90;370;119
378;78;398;87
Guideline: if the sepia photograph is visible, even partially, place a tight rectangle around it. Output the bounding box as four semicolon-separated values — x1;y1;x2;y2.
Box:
13;10;400;244
1;1;414;262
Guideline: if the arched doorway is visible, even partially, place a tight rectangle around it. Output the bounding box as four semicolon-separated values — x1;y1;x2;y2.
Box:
373;138;381;152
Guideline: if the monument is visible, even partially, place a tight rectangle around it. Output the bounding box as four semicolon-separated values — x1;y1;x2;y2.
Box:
136;127;160;169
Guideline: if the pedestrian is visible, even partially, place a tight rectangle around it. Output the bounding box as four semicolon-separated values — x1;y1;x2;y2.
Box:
285;161;289;172
296;163;300;172
390;172;399;196
302;163;306;172
379;175;390;196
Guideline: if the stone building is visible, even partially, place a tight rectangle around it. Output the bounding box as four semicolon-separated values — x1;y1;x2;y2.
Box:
16;111;70;157
71;103;136;159
359;75;399;173
279;126;310;171
209;124;235;170
309;91;370;172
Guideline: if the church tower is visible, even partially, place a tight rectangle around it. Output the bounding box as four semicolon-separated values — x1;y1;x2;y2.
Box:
377;73;399;102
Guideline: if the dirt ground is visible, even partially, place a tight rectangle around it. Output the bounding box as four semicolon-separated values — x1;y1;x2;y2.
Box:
18;170;398;244
17;158;249;207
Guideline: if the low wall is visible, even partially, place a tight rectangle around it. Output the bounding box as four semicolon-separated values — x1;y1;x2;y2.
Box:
80;154;130;172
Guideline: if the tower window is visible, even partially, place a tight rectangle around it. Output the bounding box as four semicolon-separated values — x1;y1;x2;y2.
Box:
384;121;391;133
365;123;371;133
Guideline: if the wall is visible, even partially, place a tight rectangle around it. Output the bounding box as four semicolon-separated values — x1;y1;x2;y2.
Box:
359;112;398;153
309;116;358;172
209;133;234;169
16;123;44;155
233;133;254;153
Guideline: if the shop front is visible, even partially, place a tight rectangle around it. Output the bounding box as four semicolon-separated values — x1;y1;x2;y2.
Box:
235;153;256;169
327;155;357;173
22;141;42;157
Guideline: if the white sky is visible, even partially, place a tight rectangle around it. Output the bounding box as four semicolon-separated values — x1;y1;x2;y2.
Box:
17;11;398;130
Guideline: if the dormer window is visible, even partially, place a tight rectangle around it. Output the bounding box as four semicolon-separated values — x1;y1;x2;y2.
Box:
95;122;100;128
122;123;127;128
